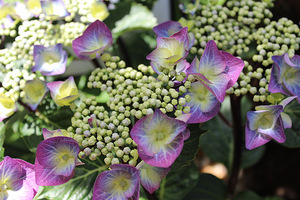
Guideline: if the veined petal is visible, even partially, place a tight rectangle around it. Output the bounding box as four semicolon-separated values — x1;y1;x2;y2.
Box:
184;81;220;124
23;79;48;110
139;163;171;194
258;117;285;143
138;133;184;168
245;122;272;150
72;20;112;60
93;164;139;200
153;21;183;38
221;51;245;88
281;112;292;129
131;110;186;157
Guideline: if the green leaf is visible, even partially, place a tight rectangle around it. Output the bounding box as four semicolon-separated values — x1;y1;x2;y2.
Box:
35;159;108;200
233;190;263;200
112;4;157;39
281;100;300;148
158;165;199;200
171;124;206;172
0;122;5;160
183;173;227;200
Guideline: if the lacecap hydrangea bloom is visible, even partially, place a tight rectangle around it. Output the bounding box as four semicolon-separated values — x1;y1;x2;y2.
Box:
0;156;39;200
130;109;188;168
35;136;81;186
269;53;300;102
47;76;79;106
72;20;113;60
32;43;67;76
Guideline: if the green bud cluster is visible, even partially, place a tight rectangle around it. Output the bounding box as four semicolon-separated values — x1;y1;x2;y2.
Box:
253;17;300;67
69;96;139;166
189;0;273;57
87;54;192;119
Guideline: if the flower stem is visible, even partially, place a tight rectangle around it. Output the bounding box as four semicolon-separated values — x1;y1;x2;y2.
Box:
227;94;243;197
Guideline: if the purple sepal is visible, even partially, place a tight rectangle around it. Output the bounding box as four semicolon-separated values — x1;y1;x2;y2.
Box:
139;163;171;194
153;21;183;38
72;20;113;60
32;44;67;76
35;136;80;186
93;164;140;200
184;81;220;124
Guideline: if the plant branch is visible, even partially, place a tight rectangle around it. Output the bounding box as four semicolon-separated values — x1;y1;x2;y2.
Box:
218;111;232;127
117;36;132;67
0;35;5;49
227;94;243;198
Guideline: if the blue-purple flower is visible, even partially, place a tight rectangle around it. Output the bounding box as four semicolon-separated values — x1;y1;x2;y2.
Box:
0;156;39;200
32;44;67;76
245;105;285;150
187;40;244;103
269;53;300;102
93;164;140;200
72;20;113;60
35;136;81;186
131;109;187;168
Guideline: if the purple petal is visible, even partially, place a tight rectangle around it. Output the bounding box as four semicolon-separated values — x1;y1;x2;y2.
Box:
257;116;285;143
153;21;183;37
42;128;62;140
131;110;186;157
280;96;297;108
139;163;171;194
138;133;184;168
245;122;272;150
170;27;190;50
221;51;245;88
281;112;292;129
185;81;220;123
72;20;112;60
32;44;67;76
35;157;75;186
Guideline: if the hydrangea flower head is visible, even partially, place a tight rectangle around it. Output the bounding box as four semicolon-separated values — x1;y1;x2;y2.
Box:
0;93;17;122
93;164;140;200
184;81;220;123
72;20;113;60
246;105;285;150
269;53;300;102
146;27;190;74
32;44;67;76
0;156;39;200
23;78;49;110
47;76;79;106
131;109;187;168
35;136;81;186
40;0;70;19
187;40;244;102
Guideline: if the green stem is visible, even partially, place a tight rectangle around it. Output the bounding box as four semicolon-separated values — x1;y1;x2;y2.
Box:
227;94;243;198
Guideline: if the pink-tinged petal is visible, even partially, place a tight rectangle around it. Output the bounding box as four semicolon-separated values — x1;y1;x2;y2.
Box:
0;157;23;184
170;27;190;50
35;158;75;186
153;21;183;38
88;114;98;128
182;128;190;140
93;165;139;200
186;56;200;74
221;51;245;88
175;59;190;74
139;163;171;194
281;112;292;129
198;40;226;75
47;76;79;106
131;110;186;156
42;128;62;140
32;44;67;76
138;133;184;168
291;55;300;66
245;123;272;150
185;81;220;123
72;20;112;60
23;79;49;110
176;113;192;123
40;0;70;19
